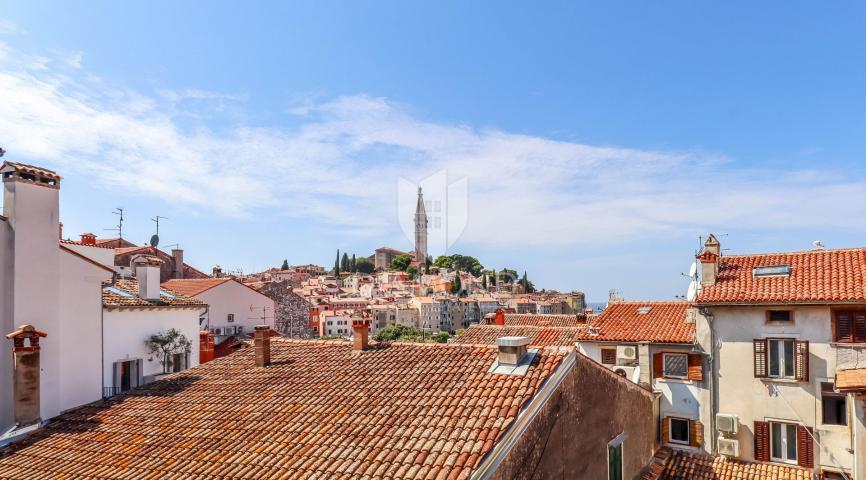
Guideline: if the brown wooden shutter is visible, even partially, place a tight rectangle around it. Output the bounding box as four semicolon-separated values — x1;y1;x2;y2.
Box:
653;352;664;379
689;420;703;448
601;348;616;365
797;425;814;468
794;340;809;382
753;340;768;378
754;421;770;462
687;354;703;381
836;312;853;343
855;312;866;343
661;417;670;444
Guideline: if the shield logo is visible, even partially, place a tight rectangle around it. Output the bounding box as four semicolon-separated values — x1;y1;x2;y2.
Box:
398;170;469;259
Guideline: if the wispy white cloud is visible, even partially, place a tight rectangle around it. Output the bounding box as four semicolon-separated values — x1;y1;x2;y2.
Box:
0;19;24;35
1;41;865;251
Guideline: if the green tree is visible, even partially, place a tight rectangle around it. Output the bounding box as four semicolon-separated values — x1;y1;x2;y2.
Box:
341;253;350;273
482;272;488;290
350;254;356;273
145;329;192;374
389;254;413;271
434;254;484;276
406;265;419;280
333;249;340;275
451;270;462;295
280;259;289;271
498;268;518;284
431;331;450;343
355;257;375;274
424;255;432;274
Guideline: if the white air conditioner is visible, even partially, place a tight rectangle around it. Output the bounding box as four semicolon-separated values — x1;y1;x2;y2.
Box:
718;437;739;457
716;413;739;434
212;327;224;335
612;365;639;383
616;345;638;362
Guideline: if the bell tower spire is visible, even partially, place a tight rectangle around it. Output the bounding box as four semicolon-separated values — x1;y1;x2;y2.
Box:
414;187;428;265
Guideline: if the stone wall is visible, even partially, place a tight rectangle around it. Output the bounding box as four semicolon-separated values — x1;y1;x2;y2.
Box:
491;352;657;480
256;280;312;338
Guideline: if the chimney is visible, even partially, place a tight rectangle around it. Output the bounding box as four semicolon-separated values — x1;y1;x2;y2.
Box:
254;325;271;367
132;254;163;300
59;222;63;240
199;330;214;364
80;232;96;246
5;325;48;428
213;265;223;278
698;234;721;286
494;308;505;326
172;248;184;279
352;318;370;351
495;336;531;366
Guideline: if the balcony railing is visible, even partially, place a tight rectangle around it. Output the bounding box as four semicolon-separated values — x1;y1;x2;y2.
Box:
103;386;123;398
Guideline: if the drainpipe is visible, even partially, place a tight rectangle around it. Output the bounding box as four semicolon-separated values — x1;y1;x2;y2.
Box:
700;307;718;454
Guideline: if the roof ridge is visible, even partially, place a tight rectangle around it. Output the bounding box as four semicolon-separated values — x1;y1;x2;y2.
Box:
607;300;691;305
722;246;866;258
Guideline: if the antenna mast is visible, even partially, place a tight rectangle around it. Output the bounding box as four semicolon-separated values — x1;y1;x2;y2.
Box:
152;215;168;236
104;207;125;239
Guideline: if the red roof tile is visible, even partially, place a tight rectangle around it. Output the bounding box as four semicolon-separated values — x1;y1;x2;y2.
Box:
454;324;585;347
697;247;866;305
643;447;812;480
162;278;232;296
578;301;694;344
0;339;566;479
501;314;586;327
102;279;206;309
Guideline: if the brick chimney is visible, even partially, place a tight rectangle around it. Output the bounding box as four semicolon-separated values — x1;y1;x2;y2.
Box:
80;232;96;246
352;318;370;351
254;325;271;367
199;330;214;364
698;234;721;286
5;325;48;427
494;308;505;326
132;254;163;300
495;336;530;366
172;248;184;279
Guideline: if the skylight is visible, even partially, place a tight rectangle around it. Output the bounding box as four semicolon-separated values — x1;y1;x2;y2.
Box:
637;306;652;314
160;290;176;298
753;265;792;278
105;286;132;297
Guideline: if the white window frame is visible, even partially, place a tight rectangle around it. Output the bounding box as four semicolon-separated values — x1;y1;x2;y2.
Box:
663;353;689;380
769;421;798;464
668;417;690;445
768;339;795;379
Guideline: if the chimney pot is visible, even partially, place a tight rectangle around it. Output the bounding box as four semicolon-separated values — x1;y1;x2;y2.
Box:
352;319;370;351
5;324;48;428
80;232;97;246
494;308;505;326
132;254;163;300
254;325;271;367
495;336;530;366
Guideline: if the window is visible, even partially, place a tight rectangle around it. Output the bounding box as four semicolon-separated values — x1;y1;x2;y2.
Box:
769;339;795;378
770;422;798;464
113;359;142;393
833;311;866;343
767;310;792;323
607;436;624;480
601;348;616;365
669;417;690;445
169;353;188;373
822;383;847;426
663;353;689;379
227;313;235;323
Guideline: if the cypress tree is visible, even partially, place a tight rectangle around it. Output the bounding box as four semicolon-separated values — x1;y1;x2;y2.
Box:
334;249;340;275
351;254;356;273
341;253;350;273
482;272;488;290
280;259;289;271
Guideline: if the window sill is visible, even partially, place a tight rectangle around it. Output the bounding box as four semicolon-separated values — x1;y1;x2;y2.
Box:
760;377;803;384
830;342;866;347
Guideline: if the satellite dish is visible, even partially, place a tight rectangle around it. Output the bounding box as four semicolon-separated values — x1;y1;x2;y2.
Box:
687;280;698;301
150;234;160;248
688;261;698;278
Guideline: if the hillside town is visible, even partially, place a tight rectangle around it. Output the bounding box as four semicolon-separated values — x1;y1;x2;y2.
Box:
0;159;864;479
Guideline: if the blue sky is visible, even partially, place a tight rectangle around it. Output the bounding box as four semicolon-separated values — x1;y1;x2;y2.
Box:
1;1;865;301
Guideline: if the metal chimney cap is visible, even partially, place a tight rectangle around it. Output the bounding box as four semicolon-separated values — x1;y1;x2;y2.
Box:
495;336;531;347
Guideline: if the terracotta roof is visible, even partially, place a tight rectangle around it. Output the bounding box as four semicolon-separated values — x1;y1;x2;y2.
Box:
577;301;694;344
102;279;206;309
696;247;866;305
642;447;812;480
161;277;232;296
836;368;866;391
0;339;566;479
502;314;585;328
0;161;60;179
59;239;113;249
454;324;585;347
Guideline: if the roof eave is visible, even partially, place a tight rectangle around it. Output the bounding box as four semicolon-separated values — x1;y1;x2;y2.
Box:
696;300;866;307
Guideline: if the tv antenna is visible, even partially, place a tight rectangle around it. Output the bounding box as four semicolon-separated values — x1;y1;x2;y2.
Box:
104;207;125;239
152;215;168;236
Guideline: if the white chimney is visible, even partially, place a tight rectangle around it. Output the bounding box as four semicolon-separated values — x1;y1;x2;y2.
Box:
132;254;163;300
496;336;531;366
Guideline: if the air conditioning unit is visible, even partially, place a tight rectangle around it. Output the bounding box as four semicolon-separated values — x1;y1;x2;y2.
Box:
616;345;638;362
718;437;739;457
716;413;739;434
612;365;639;383
235;326;244;334
212;327;224;335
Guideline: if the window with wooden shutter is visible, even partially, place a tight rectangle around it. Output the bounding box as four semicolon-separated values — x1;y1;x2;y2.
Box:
856;312;866;343
689;420;703;448
601;348;616;365
661;417;670;444
754;339;768;378
835;312;853;342
687;354;703;381
794;341;809;382
797;425;814;468
653;352;664;379
754;421;770;462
